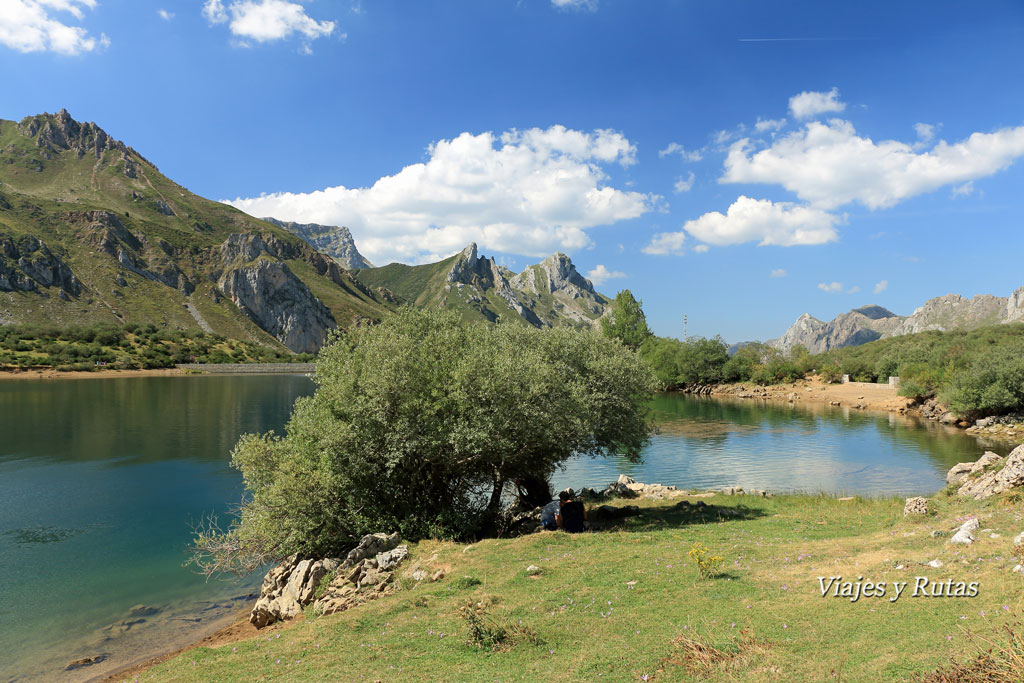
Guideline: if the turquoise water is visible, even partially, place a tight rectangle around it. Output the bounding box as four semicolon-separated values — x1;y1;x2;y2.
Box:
0;375;315;682
0;378;1006;681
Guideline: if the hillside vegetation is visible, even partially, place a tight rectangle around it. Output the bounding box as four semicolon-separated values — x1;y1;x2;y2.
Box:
0;110;394;352
0;322;311;371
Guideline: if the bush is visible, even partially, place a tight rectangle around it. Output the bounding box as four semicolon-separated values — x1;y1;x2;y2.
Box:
189;308;657;576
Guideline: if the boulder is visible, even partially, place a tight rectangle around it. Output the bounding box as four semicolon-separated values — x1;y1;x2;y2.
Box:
903;497;929;516
343;532;401;568
957;446;1024;500
376;545;409;571
250;533;407;628
721;486;744;496
1014;532;1024;547
946;462;974;486
949;518;979;545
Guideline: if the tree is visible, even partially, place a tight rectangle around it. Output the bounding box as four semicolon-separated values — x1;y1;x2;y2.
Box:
601;289;653;350
191;307;657;575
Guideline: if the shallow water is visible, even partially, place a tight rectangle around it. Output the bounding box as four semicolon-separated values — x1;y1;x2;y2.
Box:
0;378;1008;681
0;375;315;682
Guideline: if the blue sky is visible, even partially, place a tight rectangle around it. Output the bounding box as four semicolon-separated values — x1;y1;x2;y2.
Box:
2;0;1024;343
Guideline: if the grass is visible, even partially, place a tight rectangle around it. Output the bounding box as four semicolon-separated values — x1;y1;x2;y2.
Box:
136;490;1024;682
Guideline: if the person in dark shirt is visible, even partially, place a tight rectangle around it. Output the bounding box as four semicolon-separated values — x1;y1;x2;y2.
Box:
541;499;561;531
555;490;588;533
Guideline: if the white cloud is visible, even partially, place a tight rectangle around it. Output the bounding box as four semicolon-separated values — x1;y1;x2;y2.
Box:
551;0;597;10
951;181;974;198
692;244;709;254
818;281;843;293
659;142;703;162
674;172;695;193
722;119;1024;210
847;285;861;294
788;87;846;119
770;268;787;278
755;117;786;133
157;9;174;21
645;196;840;252
227;126;656;265
202;0;334;47
586;264;625;286
873;280;888;294
914;122;935;143
643;231;687;256
0;0;108;55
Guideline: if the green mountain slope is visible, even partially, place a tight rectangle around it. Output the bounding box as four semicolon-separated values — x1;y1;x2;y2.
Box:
0;110;394;352
355;243;610;328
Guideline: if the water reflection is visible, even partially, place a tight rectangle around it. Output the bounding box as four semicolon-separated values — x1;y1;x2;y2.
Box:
554;393;1008;496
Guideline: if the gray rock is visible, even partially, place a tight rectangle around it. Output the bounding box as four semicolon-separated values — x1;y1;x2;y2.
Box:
262;217;375;270
946;462;974;486
343;532;401;568
926;559;943;568
376;545;409;571
949;518;980;545
218;257;336;353
957;446;1024;500
1014;532;1024;547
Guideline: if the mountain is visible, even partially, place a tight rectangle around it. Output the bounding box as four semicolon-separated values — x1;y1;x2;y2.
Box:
0;110;393;352
769;288;1024;354
354;243;610;328
261;217;374;270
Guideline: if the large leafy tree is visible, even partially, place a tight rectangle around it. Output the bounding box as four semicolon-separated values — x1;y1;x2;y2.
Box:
601;289;653;350
192;307;656;574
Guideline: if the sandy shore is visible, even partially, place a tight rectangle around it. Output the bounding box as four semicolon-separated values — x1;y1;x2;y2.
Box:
709;376;914;414
0;367;185;381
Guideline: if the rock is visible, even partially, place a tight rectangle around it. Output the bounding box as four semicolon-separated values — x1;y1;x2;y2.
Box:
939;412;957;425
261;217;375;270
128;604;159;617
903;497;929;516
721;486;743;496
343;532;401;568
926;559;943;568
949;518;980;545
957;445;1024;500
65;654;108;671
747;489;767;497
431;568;447;582
930;530;948;538
1014;564;1024;575
359;567;392;589
376;545;409;571
526;565;541;575
412;570;428;581
218;257;336;354
1015;532;1024;547
946;462;974;486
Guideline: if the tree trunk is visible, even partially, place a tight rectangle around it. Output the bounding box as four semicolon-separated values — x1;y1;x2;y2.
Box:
486;472;505;517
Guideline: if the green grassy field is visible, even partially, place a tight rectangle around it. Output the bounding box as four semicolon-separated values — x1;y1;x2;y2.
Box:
138;491;1024;682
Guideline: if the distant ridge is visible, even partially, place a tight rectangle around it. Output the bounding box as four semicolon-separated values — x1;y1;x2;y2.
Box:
767;288;1024;354
354;243;610;329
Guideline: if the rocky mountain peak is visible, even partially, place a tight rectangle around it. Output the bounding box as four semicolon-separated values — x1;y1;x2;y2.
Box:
261;217;374;270
1006;286;1024;324
16;109;154;168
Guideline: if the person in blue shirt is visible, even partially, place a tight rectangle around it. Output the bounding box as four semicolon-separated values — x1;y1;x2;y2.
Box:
541;497;561;531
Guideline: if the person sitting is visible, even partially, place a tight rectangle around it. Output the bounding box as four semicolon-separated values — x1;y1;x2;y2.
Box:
540;498;561;531
555;489;588;533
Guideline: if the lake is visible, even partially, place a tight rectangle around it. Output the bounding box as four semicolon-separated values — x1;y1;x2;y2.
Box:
0;376;1009;681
